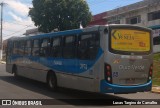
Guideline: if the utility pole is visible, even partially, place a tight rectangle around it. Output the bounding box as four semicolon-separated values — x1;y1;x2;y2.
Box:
0;2;5;60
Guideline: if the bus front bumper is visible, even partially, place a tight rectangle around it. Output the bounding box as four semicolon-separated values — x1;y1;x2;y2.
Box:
100;80;152;94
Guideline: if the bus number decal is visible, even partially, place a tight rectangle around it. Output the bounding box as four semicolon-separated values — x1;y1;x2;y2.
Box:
112;72;119;77
80;64;88;70
22;60;32;64
53;60;62;65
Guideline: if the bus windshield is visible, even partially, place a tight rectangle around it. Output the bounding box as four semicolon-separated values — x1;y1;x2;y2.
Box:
110;29;151;54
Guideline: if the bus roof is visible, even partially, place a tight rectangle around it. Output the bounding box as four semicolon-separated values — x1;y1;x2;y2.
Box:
8;24;151;41
9;25;104;41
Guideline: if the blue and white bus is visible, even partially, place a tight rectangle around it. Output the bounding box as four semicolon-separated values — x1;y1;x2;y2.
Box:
6;25;153;93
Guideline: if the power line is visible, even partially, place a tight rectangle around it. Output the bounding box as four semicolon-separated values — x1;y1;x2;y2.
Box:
3;25;32;38
3;29;17;32
2;33;7;35
4;20;34;27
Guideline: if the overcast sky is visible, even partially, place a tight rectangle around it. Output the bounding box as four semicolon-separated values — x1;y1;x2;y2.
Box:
0;0;143;40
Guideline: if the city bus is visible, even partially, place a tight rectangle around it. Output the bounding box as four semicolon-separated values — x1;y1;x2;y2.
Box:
6;24;153;93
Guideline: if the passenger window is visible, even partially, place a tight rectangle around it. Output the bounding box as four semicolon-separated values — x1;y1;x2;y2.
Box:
13;41;18;55
7;41;13;56
32;40;39;56
51;37;62;57
40;38;50;57
24;40;32;56
78;32;100;60
18;41;25;55
63;36;76;59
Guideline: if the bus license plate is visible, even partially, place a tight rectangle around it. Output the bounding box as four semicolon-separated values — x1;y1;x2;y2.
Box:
125;78;135;84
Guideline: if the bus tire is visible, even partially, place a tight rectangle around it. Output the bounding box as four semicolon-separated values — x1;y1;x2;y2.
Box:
12;65;18;77
47;71;57;91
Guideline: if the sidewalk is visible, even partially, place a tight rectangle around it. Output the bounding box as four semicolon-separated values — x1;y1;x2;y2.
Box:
0;61;6;64
152;86;160;94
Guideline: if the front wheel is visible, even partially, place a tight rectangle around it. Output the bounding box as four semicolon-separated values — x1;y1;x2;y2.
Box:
47;72;57;91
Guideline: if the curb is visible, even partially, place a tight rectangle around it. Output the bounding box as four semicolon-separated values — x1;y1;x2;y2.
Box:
0;61;6;64
152;86;160;94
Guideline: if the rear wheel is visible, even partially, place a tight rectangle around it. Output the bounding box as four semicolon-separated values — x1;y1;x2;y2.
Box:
47;72;57;91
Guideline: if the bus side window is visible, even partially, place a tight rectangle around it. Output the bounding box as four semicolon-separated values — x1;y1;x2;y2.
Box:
18;41;25;55
24;40;32;56
40;38;50;57
17;41;20;55
51;37;62;57
32;39;40;56
13;42;16;55
13;41;19;55
78;32;100;60
90;33;100;59
7;41;13;56
63;35;76;59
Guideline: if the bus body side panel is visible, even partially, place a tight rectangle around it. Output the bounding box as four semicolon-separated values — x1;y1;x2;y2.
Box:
5;26;106;92
54;27;104;92
6;40;13;74
50;27;105;92
17;65;47;83
9;55;48;82
6;54;13;73
6;46;104;92
95;27;107;92
56;73;95;92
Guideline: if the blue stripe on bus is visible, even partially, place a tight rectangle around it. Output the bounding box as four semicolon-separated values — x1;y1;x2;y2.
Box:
10;48;103;74
100;80;152;93
25;29;83;40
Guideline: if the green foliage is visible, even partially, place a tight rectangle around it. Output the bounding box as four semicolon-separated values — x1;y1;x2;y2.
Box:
154;53;160;61
153;53;160;86
29;0;92;33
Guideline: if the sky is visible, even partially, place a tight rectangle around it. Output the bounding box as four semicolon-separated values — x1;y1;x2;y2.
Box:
0;0;143;40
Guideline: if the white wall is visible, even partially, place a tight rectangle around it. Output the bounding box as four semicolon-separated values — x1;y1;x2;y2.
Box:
153;45;160;53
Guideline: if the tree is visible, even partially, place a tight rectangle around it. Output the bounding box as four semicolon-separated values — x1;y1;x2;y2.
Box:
29;0;92;33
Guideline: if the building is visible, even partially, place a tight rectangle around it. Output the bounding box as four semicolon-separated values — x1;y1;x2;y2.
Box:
88;12;107;26
90;0;160;53
23;28;43;36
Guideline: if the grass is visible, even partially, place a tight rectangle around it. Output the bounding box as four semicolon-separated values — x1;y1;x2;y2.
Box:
153;53;160;86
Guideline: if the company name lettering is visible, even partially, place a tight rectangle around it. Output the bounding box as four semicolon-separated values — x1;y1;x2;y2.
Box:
117;34;135;40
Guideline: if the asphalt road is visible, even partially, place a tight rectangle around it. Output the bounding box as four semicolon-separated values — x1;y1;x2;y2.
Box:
0;64;160;108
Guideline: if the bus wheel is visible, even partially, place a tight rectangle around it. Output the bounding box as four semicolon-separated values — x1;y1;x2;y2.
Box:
12;65;18;77
47;72;57;91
